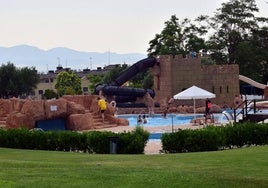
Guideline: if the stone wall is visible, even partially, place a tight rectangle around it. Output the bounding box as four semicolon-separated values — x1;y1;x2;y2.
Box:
153;55;240;108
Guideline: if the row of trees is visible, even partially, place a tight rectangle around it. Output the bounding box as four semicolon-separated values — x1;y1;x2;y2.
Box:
0;63;82;99
0;63;39;98
147;0;268;84
0;62;150;99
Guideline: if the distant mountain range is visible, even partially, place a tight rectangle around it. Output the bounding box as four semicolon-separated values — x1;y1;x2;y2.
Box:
0;45;147;73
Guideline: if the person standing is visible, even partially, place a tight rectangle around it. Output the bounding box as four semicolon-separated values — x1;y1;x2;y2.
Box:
233;95;240;108
137;115;143;125
142;114;147;124
97;97;107;123
205;99;211;115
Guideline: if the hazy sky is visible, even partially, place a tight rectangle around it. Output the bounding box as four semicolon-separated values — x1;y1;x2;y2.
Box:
1;0;267;54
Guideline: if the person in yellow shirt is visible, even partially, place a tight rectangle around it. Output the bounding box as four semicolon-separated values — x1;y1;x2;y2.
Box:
97;97;107;123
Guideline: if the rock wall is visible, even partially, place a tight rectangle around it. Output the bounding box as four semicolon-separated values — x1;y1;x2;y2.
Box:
1;95;128;131
264;87;268;99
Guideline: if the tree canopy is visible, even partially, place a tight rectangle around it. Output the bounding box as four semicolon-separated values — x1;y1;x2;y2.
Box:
102;64;129;84
0;63;39;98
147;15;207;57
87;74;104;94
147;0;268;84
55;71;82;96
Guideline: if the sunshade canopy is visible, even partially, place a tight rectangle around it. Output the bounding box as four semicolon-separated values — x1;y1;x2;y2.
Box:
173;85;216;100
173;85;216;121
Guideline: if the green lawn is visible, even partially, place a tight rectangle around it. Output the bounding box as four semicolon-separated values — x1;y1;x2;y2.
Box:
0;146;267;188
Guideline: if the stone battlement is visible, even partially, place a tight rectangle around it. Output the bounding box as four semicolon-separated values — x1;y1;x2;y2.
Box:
153;55;239;108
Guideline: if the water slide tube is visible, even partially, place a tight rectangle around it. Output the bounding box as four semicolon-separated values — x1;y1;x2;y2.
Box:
109;57;157;86
99;85;155;98
95;57;157;100
239;75;267;89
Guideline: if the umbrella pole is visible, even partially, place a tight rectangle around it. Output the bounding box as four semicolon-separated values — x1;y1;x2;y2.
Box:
194;99;196;121
171;113;174;133
194;99;199;127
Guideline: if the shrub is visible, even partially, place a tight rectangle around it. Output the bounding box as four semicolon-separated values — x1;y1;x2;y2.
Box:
162;126;223;153
84;126;149;154
0;128;8;148
162;129;191;153
162;122;268;153
118;126;150;154
0;126;150;154
86;131;115;154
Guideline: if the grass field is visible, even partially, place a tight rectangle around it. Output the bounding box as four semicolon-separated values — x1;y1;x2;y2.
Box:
0;146;267;188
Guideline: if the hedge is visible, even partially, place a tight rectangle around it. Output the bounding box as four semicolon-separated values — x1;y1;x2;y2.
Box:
0;126;149;154
2;122;266;154
162;122;268;153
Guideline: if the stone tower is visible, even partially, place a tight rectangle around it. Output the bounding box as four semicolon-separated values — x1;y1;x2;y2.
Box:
152;55;239;108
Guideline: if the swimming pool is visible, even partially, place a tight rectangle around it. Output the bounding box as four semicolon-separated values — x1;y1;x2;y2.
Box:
117;113;228;127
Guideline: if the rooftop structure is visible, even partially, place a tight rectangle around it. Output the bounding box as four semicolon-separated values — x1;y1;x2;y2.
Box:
34;64;122;100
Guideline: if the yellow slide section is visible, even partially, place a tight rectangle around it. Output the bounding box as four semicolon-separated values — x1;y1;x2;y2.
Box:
239;75;267;89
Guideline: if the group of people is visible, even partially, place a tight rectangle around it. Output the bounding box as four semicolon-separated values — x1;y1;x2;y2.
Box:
137;114;147;125
96;95;235;125
97;96;150;125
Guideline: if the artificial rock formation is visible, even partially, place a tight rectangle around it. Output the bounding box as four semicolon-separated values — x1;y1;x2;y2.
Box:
264;87;268;99
67;113;94;131
0;95;128;131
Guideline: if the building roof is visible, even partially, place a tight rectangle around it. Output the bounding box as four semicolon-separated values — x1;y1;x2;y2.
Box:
39;65;114;79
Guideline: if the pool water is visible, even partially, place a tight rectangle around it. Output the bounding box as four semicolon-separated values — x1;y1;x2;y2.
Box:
149;133;163;140
117;113;228;127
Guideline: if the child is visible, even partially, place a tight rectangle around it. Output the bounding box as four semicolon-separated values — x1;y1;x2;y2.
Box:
137;115;142;125
142;114;147;124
